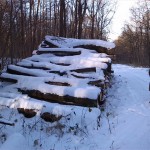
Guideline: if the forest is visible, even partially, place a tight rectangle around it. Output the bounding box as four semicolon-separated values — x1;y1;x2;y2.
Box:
0;0;149;68
0;0;116;69
0;1;150;149
114;0;150;66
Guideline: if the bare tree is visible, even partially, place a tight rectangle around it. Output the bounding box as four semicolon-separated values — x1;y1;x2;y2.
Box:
115;0;150;66
0;0;116;69
59;0;66;36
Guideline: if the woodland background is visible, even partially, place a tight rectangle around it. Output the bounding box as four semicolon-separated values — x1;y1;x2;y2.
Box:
114;0;150;67
0;0;149;68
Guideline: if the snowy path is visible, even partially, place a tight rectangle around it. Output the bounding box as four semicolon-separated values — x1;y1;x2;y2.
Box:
109;64;149;110
101;64;150;150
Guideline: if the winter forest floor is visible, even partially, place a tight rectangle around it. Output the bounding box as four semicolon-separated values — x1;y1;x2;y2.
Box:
0;64;150;150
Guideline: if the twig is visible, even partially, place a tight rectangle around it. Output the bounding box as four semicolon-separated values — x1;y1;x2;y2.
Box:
0;120;15;126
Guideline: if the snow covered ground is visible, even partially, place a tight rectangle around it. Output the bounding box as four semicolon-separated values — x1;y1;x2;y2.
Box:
0;64;150;150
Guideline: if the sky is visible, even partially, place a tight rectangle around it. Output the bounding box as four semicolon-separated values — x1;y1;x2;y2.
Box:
109;0;139;41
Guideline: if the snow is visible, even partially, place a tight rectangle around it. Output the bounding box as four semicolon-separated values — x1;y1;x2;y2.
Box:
38;47;81;52
1;44;112;100
0;64;150;150
17;80;100;99
18;54;109;71
25;48;110;70
8;65;52;77
44;35;115;49
1;73;101;99
0;133;29;150
16;47;110;78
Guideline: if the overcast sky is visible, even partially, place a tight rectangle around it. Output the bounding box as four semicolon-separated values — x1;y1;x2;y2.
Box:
109;0;139;41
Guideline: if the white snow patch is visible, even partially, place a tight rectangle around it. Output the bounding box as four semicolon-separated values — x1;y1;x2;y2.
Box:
0;133;29;150
44;35;115;49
